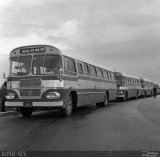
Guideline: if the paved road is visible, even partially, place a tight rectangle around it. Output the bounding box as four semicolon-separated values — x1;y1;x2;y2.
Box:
0;96;160;151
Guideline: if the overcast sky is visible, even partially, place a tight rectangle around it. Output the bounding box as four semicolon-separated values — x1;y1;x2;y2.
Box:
0;0;160;85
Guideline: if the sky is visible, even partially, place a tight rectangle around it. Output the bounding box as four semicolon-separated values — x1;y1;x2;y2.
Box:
0;0;160;85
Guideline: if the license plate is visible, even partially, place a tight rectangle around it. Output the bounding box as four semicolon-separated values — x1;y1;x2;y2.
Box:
24;102;32;107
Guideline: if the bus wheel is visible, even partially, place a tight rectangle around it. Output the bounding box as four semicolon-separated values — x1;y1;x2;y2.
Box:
101;94;108;107
20;108;33;117
96;94;108;107
62;94;73;117
135;93;138;99
142;92;145;98
123;95;126;101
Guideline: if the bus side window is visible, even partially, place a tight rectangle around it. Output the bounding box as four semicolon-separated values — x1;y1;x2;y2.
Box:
106;70;109;80
64;57;77;76
97;67;103;78
125;77;127;83
83;62;90;76
89;65;97;77
108;71;111;80
63;57;67;72
111;72;115;81
109;72;112;80
102;69;108;80
77;62;84;75
131;78;133;84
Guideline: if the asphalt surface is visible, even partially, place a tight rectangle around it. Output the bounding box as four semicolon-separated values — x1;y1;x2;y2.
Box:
0;96;160;151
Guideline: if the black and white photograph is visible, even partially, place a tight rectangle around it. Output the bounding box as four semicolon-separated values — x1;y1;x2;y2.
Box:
0;0;160;156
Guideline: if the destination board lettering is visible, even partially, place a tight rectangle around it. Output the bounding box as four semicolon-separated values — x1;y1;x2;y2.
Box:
20;47;45;54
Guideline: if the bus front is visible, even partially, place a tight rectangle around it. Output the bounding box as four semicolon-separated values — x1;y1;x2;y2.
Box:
114;72;126;101
6;45;66;117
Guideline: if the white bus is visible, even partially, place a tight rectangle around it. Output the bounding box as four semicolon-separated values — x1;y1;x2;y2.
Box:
141;78;154;96
5;45;117;117
114;72;144;101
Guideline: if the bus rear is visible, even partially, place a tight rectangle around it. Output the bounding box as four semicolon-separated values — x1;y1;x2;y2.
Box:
5;45;69;117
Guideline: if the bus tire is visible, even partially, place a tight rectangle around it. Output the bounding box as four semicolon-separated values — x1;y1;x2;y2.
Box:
96;94;108;107
20;108;33;117
142;91;145;98
123;93;126;101
101;94;108;107
62;94;73;117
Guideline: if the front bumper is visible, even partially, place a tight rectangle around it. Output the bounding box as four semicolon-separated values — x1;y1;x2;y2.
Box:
5;101;63;107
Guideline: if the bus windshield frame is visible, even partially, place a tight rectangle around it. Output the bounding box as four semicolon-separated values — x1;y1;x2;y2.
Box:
115;75;125;85
10;54;62;76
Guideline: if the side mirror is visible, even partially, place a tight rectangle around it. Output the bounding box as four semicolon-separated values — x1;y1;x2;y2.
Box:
58;68;63;75
58;69;63;81
3;73;6;79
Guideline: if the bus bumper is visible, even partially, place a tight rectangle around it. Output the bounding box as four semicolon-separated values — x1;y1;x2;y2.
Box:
5;101;63;107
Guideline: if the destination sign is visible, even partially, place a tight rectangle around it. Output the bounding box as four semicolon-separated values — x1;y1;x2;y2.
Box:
20;47;45;54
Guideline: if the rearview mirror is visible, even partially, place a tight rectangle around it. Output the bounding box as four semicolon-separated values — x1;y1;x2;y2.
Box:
3;73;6;79
58;68;63;75
58;69;63;81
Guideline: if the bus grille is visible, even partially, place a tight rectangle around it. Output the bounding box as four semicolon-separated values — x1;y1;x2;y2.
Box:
20;89;41;97
19;79;41;87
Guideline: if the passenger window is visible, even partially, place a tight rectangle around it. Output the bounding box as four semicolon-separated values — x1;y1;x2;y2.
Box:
97;67;103;78
77;62;84;75
109;72;112;80
125;78;127;83
90;65;97;77
83;63;89;76
108;72;111;80
66;58;76;73
111;73;114;80
102;69;108;79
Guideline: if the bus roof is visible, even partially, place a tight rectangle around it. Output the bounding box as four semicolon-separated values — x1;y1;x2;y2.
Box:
61;49;114;72
115;71;141;80
142;78;154;83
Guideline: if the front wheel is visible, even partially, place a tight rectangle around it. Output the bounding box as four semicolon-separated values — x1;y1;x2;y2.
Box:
96;94;108;107
101;94;108;107
20;108;33;117
62;94;73;117
122;94;126;101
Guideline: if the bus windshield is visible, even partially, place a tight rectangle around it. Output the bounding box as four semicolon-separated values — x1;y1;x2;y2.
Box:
32;54;62;75
10;54;62;76
10;56;32;76
115;76;124;85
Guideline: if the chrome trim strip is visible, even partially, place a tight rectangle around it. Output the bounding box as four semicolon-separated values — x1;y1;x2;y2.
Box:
5;101;63;107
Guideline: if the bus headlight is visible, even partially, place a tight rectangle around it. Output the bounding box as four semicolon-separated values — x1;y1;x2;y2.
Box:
46;92;60;99
118;90;124;95
6;92;15;100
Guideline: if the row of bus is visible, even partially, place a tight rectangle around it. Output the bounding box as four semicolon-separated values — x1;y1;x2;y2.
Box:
5;45;159;117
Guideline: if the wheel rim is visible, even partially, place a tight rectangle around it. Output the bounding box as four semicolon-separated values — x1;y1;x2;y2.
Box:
66;96;72;115
105;95;108;105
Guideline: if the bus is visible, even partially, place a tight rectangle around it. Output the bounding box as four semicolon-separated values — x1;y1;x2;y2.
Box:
114;72;144;101
5;45;117;117
140;78;154;97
